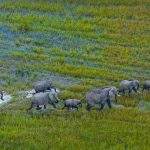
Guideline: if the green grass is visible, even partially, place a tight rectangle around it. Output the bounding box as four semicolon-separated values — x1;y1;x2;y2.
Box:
0;108;150;150
0;0;150;149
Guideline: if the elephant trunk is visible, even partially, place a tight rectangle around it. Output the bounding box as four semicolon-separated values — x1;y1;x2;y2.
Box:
137;83;140;90
54;88;57;93
0;93;4;101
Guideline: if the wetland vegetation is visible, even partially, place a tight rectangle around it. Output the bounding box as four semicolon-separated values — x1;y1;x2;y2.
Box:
0;0;150;149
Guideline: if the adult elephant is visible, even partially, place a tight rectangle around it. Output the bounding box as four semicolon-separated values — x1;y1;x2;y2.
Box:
27;92;58;110
33;80;56;93
119;79;140;95
90;86;120;103
85;87;118;111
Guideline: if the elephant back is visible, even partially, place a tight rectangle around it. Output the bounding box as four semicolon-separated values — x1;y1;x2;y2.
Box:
144;80;150;86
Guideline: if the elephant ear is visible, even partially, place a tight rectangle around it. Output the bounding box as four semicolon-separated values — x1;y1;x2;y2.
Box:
107;89;112;98
130;81;135;86
48;93;53;101
109;88;117;97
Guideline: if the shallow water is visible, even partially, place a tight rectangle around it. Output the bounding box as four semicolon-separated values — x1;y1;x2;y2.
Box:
0;93;12;105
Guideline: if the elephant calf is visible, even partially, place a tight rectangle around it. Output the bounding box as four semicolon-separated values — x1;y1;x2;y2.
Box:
142;80;150;91
62;99;82;111
33;80;56;93
0;90;4;101
27;92;57;110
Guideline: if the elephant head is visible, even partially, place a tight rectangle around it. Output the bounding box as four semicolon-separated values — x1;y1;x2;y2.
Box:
130;80;140;93
108;87;120;102
45;81;56;92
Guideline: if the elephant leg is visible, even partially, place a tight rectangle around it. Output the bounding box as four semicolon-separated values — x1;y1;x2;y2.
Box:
35;89;38;93
54;95;60;103
142;86;145;92
132;87;137;93
122;90;125;96
73;105;78;111
1;95;4;101
71;105;73;110
36;105;42;110
44;105;47;109
106;99;112;109
86;103;92;111
99;103;105;111
27;102;34;110
53;88;56;92
128;89;132;95
51;102;56;109
67;106;70;110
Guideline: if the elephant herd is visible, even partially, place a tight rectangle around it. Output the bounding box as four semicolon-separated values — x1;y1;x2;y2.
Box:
0;79;150;111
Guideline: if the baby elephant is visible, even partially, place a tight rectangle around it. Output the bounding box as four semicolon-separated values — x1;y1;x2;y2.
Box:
0;90;4;101
142;80;150;91
62;99;82;111
27;92;57;110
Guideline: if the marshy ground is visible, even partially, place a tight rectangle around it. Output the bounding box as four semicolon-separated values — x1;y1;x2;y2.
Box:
0;0;150;149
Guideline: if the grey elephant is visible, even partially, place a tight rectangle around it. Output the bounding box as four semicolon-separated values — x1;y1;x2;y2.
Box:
62;99;82;111
90;86;120;103
119;79;140;95
27;92;57;110
142;80;150;91
0;90;4;101
86;88;113;111
33;80;56;93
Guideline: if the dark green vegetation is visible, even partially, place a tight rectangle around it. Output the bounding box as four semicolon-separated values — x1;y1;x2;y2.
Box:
0;0;150;149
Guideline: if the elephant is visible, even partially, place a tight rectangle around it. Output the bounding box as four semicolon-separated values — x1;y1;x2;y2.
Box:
90;86;120;103
118;79;140;95
0;90;4;101
62;99;82;111
33;80;56;93
27;92;57;110
86;88;112;111
142;80;150;91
